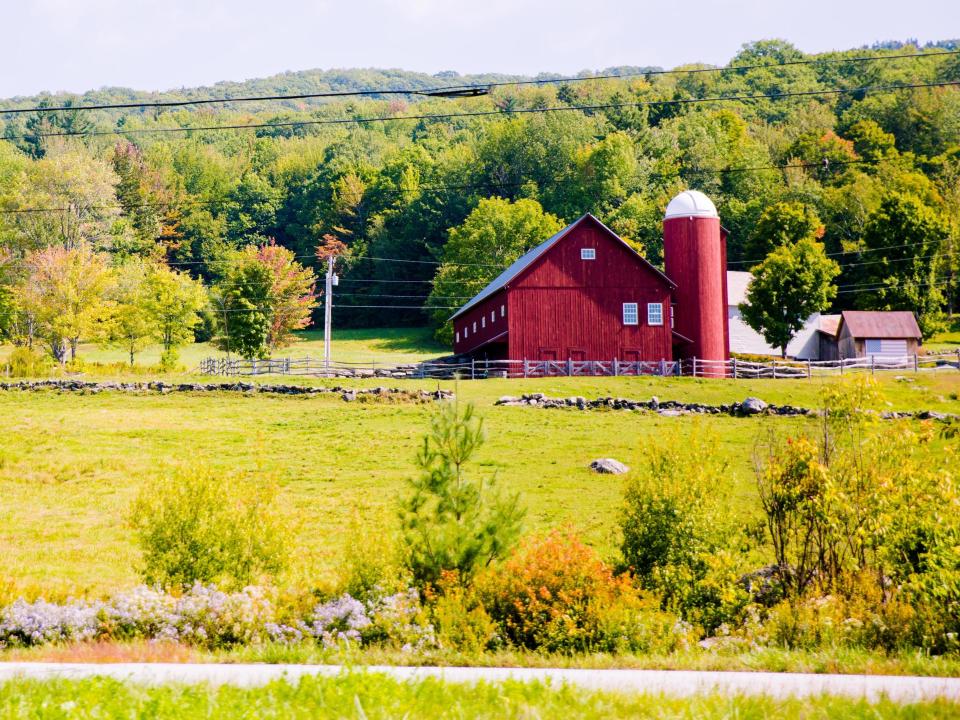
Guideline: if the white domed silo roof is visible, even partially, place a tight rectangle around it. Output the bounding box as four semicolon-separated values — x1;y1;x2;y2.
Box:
664;189;719;220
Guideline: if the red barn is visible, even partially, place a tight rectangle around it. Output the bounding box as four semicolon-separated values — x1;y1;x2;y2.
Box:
450;191;730;366
450;213;680;362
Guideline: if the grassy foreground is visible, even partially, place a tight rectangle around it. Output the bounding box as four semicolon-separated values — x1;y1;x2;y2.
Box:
0;675;957;719
1;371;958;598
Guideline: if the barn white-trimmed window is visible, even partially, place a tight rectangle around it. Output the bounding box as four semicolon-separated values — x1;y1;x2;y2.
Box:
455;331;459;343
473;321;477;332
647;302;664;326
491;311;495;323
622;302;638;325
463;326;468;338
482;316;486;328
580;248;596;260
501;305;505;317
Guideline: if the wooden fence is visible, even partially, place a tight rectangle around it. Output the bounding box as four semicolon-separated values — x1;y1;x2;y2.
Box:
198;352;960;380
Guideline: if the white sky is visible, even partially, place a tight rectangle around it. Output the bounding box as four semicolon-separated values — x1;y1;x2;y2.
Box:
2;0;956;97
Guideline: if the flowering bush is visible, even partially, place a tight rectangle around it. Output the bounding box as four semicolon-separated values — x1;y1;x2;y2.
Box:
365;588;438;652
0;599;99;647
308;594;371;647
478;529;682;653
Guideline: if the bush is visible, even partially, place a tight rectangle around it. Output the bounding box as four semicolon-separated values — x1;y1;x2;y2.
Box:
2;346;52;378
429;571;501;653
619;433;748;632
478;529;681;654
130;467;288;589
399;401;524;590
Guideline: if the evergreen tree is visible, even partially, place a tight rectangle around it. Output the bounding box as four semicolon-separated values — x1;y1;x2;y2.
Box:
400;401;525;590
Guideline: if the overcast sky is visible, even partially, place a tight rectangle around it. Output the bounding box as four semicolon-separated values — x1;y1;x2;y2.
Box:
2;0;956;97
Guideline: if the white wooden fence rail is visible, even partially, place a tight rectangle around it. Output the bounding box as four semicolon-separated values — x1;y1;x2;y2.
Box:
197;352;960;380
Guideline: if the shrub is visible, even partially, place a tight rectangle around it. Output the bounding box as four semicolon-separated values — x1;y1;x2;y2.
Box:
3;346;52;378
399;401;525;590
130;467;288;589
0;599;99;647
429;571;501;653
478;529;678;654
619;433;748;632
337;512;403;604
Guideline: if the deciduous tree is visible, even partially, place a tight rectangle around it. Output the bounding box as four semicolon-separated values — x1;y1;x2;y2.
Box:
20;242;114;362
741;237;840;357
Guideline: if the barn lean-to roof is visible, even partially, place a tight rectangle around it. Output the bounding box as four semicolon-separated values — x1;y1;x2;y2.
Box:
450;213;675;321
838;310;922;340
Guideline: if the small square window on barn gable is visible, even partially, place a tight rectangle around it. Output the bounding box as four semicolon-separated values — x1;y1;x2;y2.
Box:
622;303;638;325
581;247;596;260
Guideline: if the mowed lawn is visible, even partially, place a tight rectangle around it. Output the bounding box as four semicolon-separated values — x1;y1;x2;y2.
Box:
1;367;959;598
0;327;448;369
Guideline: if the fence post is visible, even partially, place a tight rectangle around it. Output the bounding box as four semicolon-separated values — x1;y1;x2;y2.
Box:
807;359;811;379
772;359;777;379
471;358;475;380
523;359;528;378
871;355;875;374
956;349;959;372
914;353;919;373
613;358;619;376
732;357;737;379
692;357;697;377
566;358;572;376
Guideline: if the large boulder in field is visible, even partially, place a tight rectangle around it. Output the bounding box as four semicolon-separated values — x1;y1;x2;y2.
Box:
739;397;768;415
590;458;630;475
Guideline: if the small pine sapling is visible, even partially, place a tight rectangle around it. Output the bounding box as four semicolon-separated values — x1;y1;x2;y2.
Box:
400;401;524;590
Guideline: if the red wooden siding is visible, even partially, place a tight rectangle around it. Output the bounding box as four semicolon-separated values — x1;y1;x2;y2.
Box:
663;215;728;362
452;215;676;362
508;220;672;360
452;291;509;358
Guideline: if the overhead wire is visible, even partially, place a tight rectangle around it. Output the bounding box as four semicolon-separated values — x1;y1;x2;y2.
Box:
3;80;958;142
2;48;956;116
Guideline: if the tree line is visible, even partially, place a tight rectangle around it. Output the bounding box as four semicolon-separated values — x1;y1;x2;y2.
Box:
0;39;959;360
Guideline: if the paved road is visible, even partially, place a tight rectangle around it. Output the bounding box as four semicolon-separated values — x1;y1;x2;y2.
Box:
1;663;959;702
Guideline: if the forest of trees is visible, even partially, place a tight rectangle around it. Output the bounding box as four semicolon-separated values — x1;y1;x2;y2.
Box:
0;39;959;360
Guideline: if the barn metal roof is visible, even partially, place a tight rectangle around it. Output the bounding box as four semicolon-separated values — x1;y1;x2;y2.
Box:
450;213;674;320
839;310;922;339
817;314;841;337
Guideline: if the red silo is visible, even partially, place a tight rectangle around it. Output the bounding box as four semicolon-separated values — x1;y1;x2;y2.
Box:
663;190;729;374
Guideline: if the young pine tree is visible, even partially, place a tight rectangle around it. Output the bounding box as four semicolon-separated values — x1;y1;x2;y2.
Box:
400;401;525;590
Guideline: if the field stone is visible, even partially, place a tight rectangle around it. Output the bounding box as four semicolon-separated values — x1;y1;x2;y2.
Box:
590;458;630;475
740;397;768;415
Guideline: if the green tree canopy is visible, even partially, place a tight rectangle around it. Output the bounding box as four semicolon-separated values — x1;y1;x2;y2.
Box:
427;197;563;343
853;191;950;336
744;201;824;260
741;237;841;357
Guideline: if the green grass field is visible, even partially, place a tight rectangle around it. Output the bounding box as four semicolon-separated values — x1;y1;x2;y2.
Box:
0;675;956;719
0;356;958;598
0;327;448;369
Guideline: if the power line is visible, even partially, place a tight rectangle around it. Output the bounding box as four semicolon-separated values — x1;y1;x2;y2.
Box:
442;49;960;92
4;49;956;116
4;80;958;142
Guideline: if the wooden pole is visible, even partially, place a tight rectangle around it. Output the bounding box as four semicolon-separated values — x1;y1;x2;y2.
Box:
324;255;334;373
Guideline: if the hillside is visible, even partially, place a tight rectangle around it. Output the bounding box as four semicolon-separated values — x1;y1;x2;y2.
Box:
0;39;959;358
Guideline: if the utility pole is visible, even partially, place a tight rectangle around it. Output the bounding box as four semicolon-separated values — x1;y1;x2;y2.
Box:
323;254;340;373
324;255;334;372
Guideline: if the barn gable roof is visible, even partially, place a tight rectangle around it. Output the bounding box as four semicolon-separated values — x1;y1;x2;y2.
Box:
838;310;922;340
450;213;674;320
